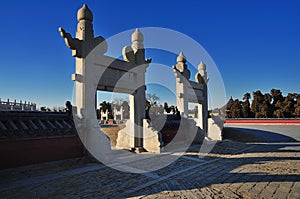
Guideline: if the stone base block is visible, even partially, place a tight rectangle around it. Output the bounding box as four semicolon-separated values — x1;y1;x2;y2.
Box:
115;119;164;153
184;118;205;143
115;120;134;150
143;119;164;153
207;116;224;141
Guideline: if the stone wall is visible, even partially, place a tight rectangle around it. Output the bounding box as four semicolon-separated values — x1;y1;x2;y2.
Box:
0;111;76;139
0;111;84;169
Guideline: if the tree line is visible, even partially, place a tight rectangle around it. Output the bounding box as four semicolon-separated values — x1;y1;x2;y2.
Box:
97;93;180;121
226;89;300;118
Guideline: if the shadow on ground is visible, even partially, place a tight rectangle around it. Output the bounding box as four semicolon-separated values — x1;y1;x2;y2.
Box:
1;126;300;198
124;126;300;198
223;126;298;143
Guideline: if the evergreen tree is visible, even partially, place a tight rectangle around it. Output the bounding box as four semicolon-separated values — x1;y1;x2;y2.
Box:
274;100;285;118
99;101;113;119
230;99;243;118
242;93;251;118
284;93;297;117
271;89;284;105
225;89;299;118
251;90;264;118
226;96;234;118
121;101;130;119
261;93;273;118
294;95;300;118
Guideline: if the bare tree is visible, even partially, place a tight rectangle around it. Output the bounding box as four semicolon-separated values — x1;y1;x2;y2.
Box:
112;97;128;106
146;93;160;105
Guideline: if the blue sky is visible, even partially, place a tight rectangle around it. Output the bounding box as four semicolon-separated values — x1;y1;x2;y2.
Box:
0;0;299;109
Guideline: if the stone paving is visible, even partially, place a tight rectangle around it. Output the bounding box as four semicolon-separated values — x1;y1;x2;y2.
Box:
0;139;299;198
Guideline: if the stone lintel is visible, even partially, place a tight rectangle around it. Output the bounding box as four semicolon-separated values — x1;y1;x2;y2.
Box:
96;85;135;95
94;56;136;72
188;97;204;104
189;81;204;90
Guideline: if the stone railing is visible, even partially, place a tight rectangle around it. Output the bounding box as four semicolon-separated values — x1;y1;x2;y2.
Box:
0;111;82;169
0;99;36;111
0;111;76;140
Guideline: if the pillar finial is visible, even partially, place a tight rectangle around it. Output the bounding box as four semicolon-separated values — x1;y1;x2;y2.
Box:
173;52;190;79
177;52;186;63
121;28;147;64
77;4;93;22
59;4;107;58
195;61;208;84
198;61;206;70
131;28;144;51
131;28;144;42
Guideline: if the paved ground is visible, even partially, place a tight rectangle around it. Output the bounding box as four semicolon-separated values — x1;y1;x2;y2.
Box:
0;125;299;198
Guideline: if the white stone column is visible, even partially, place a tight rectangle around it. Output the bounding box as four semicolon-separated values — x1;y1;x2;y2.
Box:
173;52;190;118
203;80;208;135
198;103;203;129
120;106;123;120
131;29;147;152
113;107;116;121
132;67;147;152
176;82;188;118
60;4;111;160
195;61;209;135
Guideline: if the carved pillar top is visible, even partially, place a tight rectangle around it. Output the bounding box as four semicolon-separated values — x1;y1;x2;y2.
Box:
173;52;190;80
176;52;186;63
131;28;144;52
195;61;208;84
77;4;93;22
59;4;107;58
123;28;151;65
76;4;94;41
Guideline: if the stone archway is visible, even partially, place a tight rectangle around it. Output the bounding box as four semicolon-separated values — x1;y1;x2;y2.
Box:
172;52;208;135
59;4;162;153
